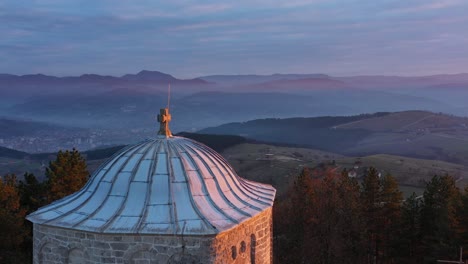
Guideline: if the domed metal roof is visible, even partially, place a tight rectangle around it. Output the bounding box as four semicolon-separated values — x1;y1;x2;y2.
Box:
27;116;276;235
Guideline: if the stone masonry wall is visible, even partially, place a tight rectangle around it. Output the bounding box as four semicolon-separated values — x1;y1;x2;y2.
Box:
211;208;272;264
33;225;211;264
32;207;272;264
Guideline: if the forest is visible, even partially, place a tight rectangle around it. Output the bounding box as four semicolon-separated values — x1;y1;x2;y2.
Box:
0;149;467;263
274;167;468;263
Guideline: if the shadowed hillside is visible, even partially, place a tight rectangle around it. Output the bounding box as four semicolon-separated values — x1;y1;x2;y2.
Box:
200;111;468;166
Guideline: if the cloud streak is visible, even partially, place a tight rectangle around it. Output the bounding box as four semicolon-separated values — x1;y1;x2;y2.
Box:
0;0;467;77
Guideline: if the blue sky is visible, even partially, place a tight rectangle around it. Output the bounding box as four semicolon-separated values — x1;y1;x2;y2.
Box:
1;0;467;77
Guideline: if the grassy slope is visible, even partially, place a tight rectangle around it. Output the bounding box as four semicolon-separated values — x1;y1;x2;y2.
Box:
220;143;468;198
336;154;468;196
2;130;466;198
200;110;468;166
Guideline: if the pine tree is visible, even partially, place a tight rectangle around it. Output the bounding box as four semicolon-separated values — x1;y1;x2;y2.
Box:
420;175;461;262
456;186;468;260
338;170;366;263
308;169;366;263
18;173;46;213
45;148;89;203
307;169;341;263
397;192;422;263
274;167;315;263
380;174;403;262
291;167;315;263
361;167;382;263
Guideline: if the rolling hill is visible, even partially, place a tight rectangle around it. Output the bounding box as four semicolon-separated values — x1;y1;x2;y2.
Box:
2;131;466;199
200;111;468;166
0;118;84;138
0;133;249;177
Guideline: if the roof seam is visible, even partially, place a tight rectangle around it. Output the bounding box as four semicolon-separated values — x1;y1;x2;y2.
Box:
170;139;219;231
184;142;253;218
190;139;271;206
39;142;144;225
71;141;149;230
99;142;153;232
181;142;240;224
135;139;160;232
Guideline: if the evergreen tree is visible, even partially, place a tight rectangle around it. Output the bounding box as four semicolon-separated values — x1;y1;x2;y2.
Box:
45;148;89;203
338;170;366;263
274;167;315;263
290;167;315;263
457;186;468;260
420;175;461;262
17;172;45;261
380;174;403;262
306;169;341;263
361;167;382;263
307;169;366;263
397;192;422;263
18;172;46;213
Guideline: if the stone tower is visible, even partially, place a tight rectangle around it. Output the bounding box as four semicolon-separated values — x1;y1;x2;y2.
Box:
27;108;276;264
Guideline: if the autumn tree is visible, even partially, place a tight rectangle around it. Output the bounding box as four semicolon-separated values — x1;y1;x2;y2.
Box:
45;148;89;203
275;167;367;263
0;174;28;263
306;169;365;263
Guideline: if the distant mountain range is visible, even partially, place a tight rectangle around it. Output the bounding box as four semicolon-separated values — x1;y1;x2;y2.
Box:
0;70;208;85
1;70;468;136
2;70;468;98
199;73;330;85
0;70;210;100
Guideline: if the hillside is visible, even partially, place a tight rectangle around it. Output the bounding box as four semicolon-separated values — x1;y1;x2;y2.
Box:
199;73;330;85
221;143;468;197
220;143;344;196
0;118;78;138
8;87;450;133
0;146;28;159
0;133;249;177
336;154;468;191
334;110;468;132
200;111;468;166
3;71;467;138
2;133;466;199
200;113;389;151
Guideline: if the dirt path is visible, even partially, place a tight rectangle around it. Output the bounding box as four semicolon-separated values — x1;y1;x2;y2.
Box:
397;114;435;131
332;118;371;129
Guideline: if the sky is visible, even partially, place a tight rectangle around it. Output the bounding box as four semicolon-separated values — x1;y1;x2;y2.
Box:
1;0;468;78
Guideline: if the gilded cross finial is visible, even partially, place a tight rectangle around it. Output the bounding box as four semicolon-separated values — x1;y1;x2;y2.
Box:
157;108;172;137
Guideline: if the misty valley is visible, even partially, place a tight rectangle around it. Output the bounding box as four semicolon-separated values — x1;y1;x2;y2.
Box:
1;71;468;263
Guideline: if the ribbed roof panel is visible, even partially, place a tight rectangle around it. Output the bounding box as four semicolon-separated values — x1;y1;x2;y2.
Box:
27;136;276;235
